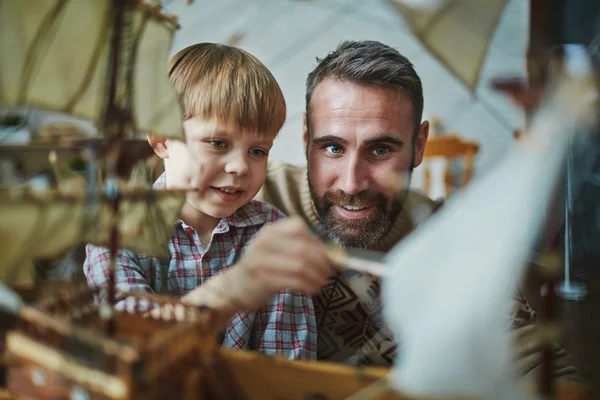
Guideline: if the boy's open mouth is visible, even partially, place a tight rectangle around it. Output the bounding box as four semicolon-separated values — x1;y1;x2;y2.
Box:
210;186;245;201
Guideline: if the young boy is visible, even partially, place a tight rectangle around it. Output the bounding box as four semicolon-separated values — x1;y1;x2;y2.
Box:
84;43;332;360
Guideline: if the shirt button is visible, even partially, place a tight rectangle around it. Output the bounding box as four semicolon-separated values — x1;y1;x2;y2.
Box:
184;227;194;235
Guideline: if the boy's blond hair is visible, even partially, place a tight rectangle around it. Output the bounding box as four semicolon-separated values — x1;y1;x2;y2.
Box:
168;43;286;136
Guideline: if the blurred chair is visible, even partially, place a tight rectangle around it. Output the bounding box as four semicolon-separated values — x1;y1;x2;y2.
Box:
414;134;480;199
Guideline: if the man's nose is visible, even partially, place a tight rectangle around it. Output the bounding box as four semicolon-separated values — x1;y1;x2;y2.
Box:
224;152;251;176
338;155;369;195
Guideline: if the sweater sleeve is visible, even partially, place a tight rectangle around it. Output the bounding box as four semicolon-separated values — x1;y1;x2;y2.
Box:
256;161;307;219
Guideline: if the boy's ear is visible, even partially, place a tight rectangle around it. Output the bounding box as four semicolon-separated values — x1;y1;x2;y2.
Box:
147;134;169;159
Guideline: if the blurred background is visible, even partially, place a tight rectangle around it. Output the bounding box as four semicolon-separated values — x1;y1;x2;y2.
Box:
3;0;529;177
165;0;528;173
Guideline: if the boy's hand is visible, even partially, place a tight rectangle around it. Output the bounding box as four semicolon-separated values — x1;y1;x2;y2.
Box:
182;216;333;318
227;216;333;310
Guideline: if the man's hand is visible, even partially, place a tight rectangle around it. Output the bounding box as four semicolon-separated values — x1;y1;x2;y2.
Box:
231;216;333;309
183;216;333;314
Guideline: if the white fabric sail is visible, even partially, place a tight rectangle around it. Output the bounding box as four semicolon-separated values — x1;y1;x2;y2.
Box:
388;0;509;91
0;0;184;140
382;68;598;399
0;186;185;283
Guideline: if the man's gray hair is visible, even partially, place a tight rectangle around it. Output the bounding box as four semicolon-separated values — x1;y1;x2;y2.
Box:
305;40;424;136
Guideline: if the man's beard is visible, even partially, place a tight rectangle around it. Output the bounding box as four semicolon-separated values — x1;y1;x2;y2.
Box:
309;184;407;249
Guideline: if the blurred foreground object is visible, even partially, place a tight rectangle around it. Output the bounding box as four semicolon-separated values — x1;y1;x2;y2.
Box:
388;0;508;91
383;62;598;399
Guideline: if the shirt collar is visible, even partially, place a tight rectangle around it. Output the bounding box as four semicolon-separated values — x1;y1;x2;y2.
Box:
226;201;267;228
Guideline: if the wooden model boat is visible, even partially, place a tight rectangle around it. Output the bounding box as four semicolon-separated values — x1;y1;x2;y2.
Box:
0;285;591;400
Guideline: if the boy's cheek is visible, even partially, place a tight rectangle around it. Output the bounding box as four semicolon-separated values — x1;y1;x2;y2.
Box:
164;167;189;189
165;156;204;190
170;145;205;178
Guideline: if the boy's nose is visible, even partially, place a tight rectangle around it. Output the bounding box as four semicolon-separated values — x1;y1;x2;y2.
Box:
224;156;251;176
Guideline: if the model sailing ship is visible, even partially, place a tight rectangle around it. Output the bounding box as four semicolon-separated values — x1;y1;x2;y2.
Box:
0;0;597;399
0;1;397;399
0;0;209;398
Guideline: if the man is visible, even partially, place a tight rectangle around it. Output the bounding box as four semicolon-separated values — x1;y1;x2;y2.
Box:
256;40;581;380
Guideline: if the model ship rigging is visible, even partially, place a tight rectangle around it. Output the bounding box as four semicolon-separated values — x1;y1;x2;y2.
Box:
0;1;397;398
0;0;187;283
0;0;598;399
0;0;207;398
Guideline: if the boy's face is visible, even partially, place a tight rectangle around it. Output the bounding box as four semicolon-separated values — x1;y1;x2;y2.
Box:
151;116;276;219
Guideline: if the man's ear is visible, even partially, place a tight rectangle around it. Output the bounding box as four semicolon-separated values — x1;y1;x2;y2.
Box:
413;121;429;168
147;134;169;159
302;112;309;160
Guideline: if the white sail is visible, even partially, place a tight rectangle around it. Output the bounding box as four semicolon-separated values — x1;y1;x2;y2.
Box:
0;186;185;283
388;0;509;91
382;67;598;399
0;0;184;140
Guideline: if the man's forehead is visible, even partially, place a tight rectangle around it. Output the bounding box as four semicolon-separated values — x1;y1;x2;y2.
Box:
312;78;411;107
309;79;414;130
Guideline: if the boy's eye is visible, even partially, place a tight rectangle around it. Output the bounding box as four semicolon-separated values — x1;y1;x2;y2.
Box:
325;145;342;155
208;140;227;149
373;146;389;157
250;148;268;157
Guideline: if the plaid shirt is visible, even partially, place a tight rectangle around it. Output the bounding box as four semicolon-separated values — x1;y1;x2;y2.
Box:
84;173;317;360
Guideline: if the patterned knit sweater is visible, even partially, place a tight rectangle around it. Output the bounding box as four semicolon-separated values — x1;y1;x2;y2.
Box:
256;160;582;382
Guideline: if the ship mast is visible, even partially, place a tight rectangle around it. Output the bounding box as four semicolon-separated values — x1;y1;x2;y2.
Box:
0;0;186;305
100;0;135;335
528;0;568;397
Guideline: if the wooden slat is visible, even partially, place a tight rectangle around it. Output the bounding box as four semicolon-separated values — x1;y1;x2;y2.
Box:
19;306;138;362
6;333;129;399
0;389;15;400
218;349;590;400
423;135;479;158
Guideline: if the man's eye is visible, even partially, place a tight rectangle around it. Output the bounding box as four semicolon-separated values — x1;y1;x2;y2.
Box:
208;140;227;149
250;148;268;157
326;145;342;155
373;146;389;156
